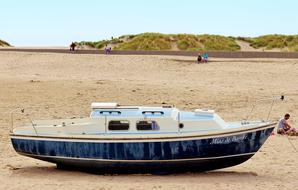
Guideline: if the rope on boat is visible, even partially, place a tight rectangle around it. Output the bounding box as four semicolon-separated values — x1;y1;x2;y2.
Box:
246;95;284;121
286;136;298;153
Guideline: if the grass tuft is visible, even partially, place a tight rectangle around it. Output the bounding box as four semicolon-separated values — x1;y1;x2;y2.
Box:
250;34;298;51
0;39;11;47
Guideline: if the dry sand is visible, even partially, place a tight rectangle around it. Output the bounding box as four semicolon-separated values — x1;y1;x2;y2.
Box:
0;51;298;190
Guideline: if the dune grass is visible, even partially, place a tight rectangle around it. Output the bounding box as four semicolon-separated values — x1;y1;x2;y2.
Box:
114;33;240;51
77;33;298;52
115;33;172;50
77;36;125;49
77;33;240;51
173;34;203;51
0;39;10;47
77;40;108;49
198;35;240;51
236;36;254;43
249;34;298;51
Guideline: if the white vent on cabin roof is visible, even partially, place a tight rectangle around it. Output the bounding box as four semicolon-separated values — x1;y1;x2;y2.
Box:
91;102;118;109
194;109;214;116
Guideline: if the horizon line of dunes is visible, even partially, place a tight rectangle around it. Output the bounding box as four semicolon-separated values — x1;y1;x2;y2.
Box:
2;33;298;52
77;33;298;52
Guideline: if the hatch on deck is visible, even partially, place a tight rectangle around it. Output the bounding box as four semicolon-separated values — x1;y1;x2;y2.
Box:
91;102;118;109
194;109;214;116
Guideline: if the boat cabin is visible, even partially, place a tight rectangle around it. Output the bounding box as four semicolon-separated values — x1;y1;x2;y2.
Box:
88;102;227;133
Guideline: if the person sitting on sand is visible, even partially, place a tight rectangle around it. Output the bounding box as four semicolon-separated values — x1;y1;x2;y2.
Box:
197;53;202;63
277;113;297;135
202;52;209;62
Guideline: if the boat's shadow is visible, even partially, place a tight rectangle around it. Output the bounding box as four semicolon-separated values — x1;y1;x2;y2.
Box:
11;165;261;178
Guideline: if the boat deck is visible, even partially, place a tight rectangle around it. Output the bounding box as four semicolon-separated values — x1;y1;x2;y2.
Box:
11;103;274;138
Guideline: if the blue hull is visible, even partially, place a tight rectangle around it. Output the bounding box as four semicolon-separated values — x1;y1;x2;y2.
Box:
11;126;274;173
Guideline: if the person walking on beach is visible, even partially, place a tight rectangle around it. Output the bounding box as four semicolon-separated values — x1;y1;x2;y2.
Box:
104;44;112;54
70;42;76;51
277;113;297;135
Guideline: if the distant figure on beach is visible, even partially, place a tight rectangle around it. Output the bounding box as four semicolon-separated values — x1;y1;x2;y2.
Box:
70;42;76;51
277;113;297;135
104;44;112;54
197;53;202;63
202;52;209;62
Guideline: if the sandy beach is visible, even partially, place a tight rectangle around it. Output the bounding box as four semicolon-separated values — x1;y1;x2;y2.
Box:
0;51;297;190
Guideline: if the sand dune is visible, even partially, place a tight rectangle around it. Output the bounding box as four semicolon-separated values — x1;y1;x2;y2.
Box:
0;51;297;190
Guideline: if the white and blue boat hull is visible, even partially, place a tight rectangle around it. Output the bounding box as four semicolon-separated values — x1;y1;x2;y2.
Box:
11;125;274;173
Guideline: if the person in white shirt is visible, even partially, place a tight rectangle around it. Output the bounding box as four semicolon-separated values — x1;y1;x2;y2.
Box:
277;113;296;135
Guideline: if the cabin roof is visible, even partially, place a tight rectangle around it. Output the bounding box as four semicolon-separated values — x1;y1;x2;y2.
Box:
90;103;215;120
90;106;177;118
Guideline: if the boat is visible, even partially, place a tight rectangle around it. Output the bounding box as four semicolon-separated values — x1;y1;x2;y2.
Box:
10;102;276;173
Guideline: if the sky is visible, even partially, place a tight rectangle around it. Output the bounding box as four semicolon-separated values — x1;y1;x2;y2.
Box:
0;0;297;46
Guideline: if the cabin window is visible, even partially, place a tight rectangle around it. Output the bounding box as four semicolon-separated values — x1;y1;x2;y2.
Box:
100;111;121;115
136;120;159;131
108;120;129;130
142;111;164;116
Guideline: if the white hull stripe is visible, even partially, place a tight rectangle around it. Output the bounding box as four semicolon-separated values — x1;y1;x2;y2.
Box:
19;152;256;163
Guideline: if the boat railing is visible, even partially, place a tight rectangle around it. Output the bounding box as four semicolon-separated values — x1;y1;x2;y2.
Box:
10;107;38;135
245;95;284;121
8;103;89;135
